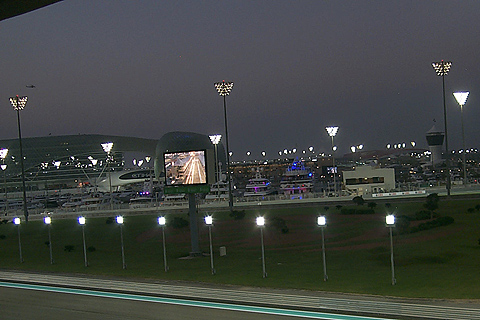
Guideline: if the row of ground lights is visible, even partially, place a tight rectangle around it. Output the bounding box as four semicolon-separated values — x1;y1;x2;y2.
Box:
11;214;397;284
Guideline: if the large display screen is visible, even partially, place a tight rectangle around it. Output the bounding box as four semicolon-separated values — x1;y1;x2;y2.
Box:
164;150;207;186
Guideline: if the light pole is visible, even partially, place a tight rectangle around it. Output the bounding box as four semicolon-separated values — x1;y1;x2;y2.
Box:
44;216;54;264
13;217;23;263
205;215;215;275
209;134;222;199
432;60;453;196
386;214;396;285
0;148;8;215
326;127;339;196
158;216;168;272
78;216;88;267
453;92;470;186
116;216;126;269
101;142;114;210
9;95;29;222
214;80;234;212
256;216;267;278
317;216;328;281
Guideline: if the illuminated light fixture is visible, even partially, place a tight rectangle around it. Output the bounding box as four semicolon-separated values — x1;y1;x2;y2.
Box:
145;156;151;163
317;216;326;226
9;95;28;110
325;126;338;137
261;151;266;157
205;215;213;225
78;216;86;225
453;92;469;106
101;142;113;154
386;144;391;149
411;141;416;147
256;216;265;227
309;146;314;152
158;216;166;226
432;60;452;76
214;81;234;96
116;216;124;224
386;214;395;226
0;149;8;160
350;146;356;153
246;151;251;156
13;217;21;225
209;134;221;145
54;161;61;169
44;216;52;225
453;91;470;186
116;215;126;269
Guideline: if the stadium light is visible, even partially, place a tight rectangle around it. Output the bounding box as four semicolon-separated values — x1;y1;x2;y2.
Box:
453;91;470;186
214;80;234;212
9;95;28;222
432;60;453;196
325;126;339;196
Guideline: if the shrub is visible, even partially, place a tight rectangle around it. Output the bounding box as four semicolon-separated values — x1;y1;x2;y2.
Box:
415;210;433;220
467;208;475;213
106;217;114;224
87;246;96;252
385;203;392;209
335;205;343;210
229;210;246;220
410;216;454;233
64;245;75;252
475;204;480;211
367;202;377;209
324;206;330;212
0;234;5;240
172;217;189;229
44;241;50;247
352;196;365;206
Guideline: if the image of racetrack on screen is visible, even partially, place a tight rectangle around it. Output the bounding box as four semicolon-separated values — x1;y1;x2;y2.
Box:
164;150;207;185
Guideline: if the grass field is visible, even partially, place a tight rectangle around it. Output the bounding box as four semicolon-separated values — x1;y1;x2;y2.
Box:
1;198;480;299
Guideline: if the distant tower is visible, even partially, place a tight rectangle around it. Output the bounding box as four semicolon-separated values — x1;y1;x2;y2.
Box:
426;125;444;165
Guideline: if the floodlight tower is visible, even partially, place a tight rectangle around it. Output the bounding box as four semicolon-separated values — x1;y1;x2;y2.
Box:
432;60;452;196
214;80;234;212
9;95;29;222
0;148;8;215
325;126;339;196
453;92;470;185
209;134;222;199
101;142;114;210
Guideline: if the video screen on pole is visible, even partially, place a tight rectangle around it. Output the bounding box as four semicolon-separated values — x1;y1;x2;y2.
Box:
164;150;208;186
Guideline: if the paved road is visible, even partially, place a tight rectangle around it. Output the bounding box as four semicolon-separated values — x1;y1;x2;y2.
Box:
0;286;305;320
1;271;479;320
0;284;392;320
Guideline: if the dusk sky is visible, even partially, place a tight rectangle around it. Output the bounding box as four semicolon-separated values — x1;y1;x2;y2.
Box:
1;1;479;160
